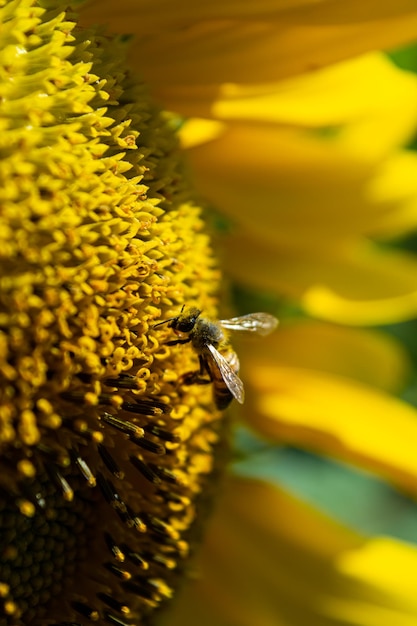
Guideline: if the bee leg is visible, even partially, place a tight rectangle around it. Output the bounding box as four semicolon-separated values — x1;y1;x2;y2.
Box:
181;372;211;386
199;355;209;376
165;338;191;346
180;356;211;387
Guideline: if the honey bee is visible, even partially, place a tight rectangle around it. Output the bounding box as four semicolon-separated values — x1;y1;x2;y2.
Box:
154;307;278;409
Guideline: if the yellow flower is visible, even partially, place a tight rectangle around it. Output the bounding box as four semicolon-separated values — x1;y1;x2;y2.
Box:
159;320;417;626
184;53;417;325
0;2;224;623
2;2;417;626
241;320;417;493
80;0;417;326
79;0;417;94
160;477;417;626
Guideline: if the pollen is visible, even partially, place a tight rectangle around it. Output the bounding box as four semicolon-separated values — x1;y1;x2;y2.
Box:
0;2;225;625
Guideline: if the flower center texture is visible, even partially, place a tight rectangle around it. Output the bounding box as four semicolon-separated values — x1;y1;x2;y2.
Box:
0;2;225;624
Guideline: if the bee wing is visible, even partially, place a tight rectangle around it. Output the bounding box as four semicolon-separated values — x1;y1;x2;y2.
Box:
220;312;278;336
207;344;245;404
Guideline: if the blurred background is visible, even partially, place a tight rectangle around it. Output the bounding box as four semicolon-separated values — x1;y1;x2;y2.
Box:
228;40;417;546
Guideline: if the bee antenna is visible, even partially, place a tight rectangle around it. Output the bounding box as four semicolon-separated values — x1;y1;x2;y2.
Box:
153;304;187;329
153;317;175;329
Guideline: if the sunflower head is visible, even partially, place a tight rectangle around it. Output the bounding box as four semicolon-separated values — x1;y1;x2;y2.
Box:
0;2;226;624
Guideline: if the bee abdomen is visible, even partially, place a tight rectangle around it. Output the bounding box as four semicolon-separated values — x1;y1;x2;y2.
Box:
213;386;234;410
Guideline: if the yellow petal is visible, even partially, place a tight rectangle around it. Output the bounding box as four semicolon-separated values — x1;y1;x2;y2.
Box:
239;321;410;393
80;0;417;33
365;151;417;238
224;236;417;325
188;125;381;233
187;125;417;249
214;54;417;127
303;282;417;326
337;538;417;603
166;54;417;128
80;2;417;95
159;477;417;626
179;117;227;149
245;365;417;494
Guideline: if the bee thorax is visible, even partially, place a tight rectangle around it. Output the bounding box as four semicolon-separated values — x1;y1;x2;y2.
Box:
190;319;225;351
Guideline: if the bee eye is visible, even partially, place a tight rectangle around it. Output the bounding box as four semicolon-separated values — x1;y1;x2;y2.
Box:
177;320;195;332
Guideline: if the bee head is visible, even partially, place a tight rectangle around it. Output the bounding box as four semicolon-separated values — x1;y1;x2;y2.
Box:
173;307;201;333
153;306;202;333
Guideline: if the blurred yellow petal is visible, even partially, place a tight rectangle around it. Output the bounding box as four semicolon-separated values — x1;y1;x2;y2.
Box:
303;282;417;326
225;235;417;325
179;118;227;149
188;125;382;233
300;245;417;325
365;151;417;238
325;539;417;623
188;125;417;250
167;53;417;127
80;0;417;33
160;477;417;626
185;58;417;243
80;2;417;97
338;538;417;601
245;365;417;494
214;54;417;127
239;321;410;392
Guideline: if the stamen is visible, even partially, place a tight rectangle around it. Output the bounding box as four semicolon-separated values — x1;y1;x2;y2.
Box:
124;505;147;533
123;577;172;602
104;533;126;563
97;593;130;615
149;464;184;486
97;472;118;506
100;412;145;438
98;444;124;480
145;553;177;570
130;436;166;456
156;489;191;508
103;612;132;626
144;515;180;541
105;563;132;581
73;454;96;487
129;456;161;485
125;552;149;571
60;391;90;404
103;375;141;390
97;474;134;527
71;601;99;621
121;401;164;417
143;424;181;443
122;580;156;602
47;468;74;502
38;443;71;468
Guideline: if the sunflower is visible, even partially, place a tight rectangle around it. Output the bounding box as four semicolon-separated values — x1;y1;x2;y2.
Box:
2;1;417;625
0;3;225;623
80;0;417;325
